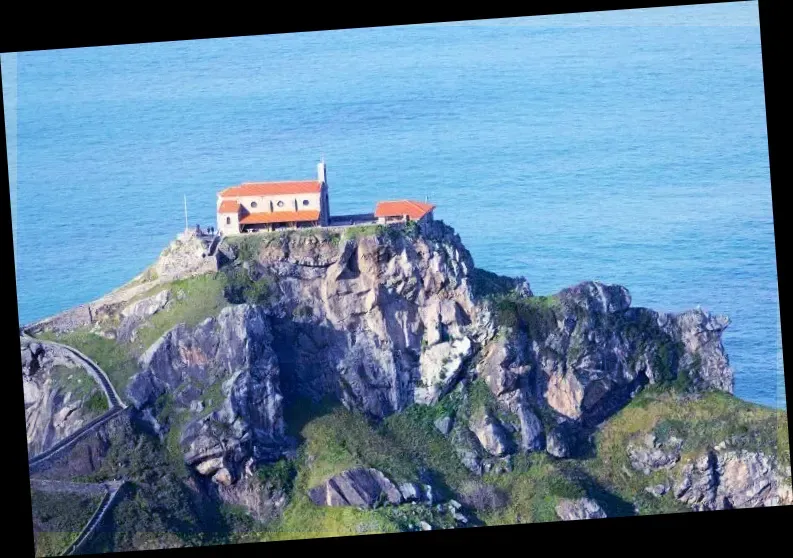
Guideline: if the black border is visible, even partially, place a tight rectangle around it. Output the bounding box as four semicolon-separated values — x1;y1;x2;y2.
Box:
2;1;790;556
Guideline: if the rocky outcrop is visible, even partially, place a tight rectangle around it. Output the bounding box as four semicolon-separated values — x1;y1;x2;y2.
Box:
207;471;288;523
469;412;512;457
307;468;406;508
673;449;793;511
555;498;607;521
250;220;494;420
21;338;107;456
473;279;734;460
125;304;287;485
117;289;171;342
627;432;683;475
153;231;218;282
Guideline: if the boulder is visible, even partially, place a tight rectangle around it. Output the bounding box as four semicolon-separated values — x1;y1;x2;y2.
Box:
434;415;454;436
469;412;512;457
555;498;607;521
307;468;403;509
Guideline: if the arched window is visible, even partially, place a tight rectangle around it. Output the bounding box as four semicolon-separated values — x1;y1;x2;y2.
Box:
251;201;258;208
226;217;231;225
277;201;284;207
303;199;310;206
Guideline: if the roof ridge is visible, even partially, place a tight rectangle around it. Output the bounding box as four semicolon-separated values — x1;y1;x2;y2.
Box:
240;179;317;185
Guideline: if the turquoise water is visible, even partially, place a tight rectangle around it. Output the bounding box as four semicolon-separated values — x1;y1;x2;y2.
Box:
4;2;784;408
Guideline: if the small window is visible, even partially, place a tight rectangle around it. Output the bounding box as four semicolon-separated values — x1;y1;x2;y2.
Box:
251;201;258;208
302;199;310;206
277;201;284;207
226;217;231;225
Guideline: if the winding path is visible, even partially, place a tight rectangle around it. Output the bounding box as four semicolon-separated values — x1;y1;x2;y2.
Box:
22;332;127;410
23;331;132;555
22;331;128;472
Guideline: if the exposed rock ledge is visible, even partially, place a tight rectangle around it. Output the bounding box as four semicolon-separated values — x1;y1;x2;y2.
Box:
307;468;432;509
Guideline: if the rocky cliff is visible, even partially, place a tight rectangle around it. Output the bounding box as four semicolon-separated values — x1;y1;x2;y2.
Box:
21;219;790;551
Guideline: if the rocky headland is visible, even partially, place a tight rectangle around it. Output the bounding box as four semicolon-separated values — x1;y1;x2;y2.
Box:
22;219;791;553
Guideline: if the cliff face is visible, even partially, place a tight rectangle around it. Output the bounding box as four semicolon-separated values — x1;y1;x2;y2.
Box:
116;220;735;485
247;220;499;417
21;219;786;544
127;304;286;486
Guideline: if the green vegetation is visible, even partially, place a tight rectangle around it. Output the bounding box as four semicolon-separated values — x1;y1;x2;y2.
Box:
223;229;342;262
201;379;226;414
132;273;228;353
479;453;586;525
35;273;229;399
79;432;244;553
257;459;297;493
222;267;274;306
85;391;110;414
225;234;266;262
31;489;103;557
492;294;561;339
341;224;387;241
470;268;520;300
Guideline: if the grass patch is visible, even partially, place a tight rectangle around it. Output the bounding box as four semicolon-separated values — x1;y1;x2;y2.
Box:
132;273;228;354
340;224;388;241
478;453;584;525
382;399;474;497
31;489;103;557
224;235;266;262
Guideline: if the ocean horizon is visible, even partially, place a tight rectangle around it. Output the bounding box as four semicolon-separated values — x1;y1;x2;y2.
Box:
3;2;784;408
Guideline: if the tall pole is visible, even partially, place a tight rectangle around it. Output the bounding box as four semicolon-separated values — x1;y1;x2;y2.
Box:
184;194;188;233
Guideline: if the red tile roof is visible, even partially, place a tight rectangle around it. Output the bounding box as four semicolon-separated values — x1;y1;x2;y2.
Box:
238;210;321;225
374;200;435;220
219;180;321;198
217;200;240;213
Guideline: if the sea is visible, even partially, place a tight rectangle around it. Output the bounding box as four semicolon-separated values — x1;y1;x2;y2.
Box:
3;2;785;409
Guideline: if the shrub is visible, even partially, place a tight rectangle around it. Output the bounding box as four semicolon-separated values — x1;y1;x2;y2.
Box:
257;459;297;493
223;267;273;305
85;391;109;414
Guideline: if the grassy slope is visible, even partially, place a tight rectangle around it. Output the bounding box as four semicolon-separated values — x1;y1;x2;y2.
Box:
253;387;791;540
36;273;228;401
30;489;103;557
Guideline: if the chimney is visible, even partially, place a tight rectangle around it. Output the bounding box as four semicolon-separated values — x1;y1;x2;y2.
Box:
317;157;327;184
